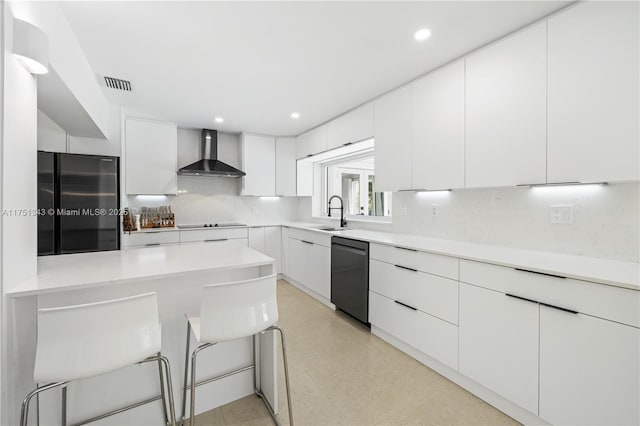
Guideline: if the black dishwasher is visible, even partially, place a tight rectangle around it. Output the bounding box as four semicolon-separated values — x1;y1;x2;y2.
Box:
331;236;370;324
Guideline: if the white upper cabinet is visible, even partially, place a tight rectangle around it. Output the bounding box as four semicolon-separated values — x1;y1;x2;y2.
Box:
411;61;465;190
547;1;639;183
296;125;327;159
326;102;374;150
240;133;276;196
275;137;296;196
125;117;177;195
465;23;547;188
374;85;412;192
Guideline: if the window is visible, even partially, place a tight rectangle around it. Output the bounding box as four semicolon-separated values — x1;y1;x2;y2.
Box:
323;153;391;218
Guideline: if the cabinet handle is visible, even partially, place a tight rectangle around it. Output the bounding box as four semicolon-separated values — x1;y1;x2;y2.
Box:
306;154;314;158
342;142;353;146
205;238;228;242
394;300;417;311
540;302;578;315
395;265;418;272
301;240;314;245
394;246;417;252
515;268;566;280
505;293;539;305
145;243;161;246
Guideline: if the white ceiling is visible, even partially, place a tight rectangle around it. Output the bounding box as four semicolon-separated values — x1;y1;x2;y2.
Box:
60;1;571;136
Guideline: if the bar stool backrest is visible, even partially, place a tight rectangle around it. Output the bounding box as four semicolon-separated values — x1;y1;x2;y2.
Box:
34;292;162;383
200;274;278;343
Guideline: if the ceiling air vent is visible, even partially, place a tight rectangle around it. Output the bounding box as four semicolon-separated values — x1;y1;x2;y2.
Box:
104;76;132;91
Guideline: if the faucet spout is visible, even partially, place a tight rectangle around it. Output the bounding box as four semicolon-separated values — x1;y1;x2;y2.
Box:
328;195;347;228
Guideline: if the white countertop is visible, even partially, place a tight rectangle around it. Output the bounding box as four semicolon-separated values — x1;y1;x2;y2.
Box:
8;243;274;297
114;221;637;291
283;224;640;291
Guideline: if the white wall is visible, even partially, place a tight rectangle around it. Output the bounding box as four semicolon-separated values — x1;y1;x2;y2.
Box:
126;129;298;224
8;1;109;138
392;183;639;263
2;5;39;425
37;106;122;156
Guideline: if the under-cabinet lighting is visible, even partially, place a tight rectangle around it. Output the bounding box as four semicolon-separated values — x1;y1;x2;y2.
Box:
414;28;432;41
415;189;451;198
260;196;281;200
135;195;169;202
519;182;608;188
529;182;607;195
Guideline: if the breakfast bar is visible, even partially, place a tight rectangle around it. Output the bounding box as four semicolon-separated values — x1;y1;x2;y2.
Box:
7;243;278;425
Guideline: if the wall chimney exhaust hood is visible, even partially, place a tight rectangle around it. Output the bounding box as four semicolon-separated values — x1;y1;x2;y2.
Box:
177;129;246;177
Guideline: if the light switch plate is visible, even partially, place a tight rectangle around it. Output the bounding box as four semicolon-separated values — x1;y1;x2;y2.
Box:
400;205;408;216
431;204;439;217
550;204;573;224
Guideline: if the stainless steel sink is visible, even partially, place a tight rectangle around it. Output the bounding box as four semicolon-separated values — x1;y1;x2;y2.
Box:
316;226;349;232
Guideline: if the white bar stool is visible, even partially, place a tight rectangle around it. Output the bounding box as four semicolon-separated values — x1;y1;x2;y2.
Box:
20;292;177;426
179;274;293;426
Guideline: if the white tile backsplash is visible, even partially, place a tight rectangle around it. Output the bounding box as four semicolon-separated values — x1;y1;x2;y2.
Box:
392;183;639;262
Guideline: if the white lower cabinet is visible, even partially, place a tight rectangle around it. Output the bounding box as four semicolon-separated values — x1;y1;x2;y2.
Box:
286;236;330;300
123;231;180;248
458;283;539;414
369;292;458;369
539;307;640;426
249;226;282;273
368;245;459;369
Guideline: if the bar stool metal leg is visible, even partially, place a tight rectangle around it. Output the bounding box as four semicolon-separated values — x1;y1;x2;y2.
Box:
62;385;68;426
20;382;68;426
188;343;214;426
270;325;294;426
157;354;170;426
180;321;192;425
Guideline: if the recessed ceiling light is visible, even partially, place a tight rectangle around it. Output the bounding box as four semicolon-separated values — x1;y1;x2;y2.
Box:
414;28;431;41
291;112;300;119
214;117;224;123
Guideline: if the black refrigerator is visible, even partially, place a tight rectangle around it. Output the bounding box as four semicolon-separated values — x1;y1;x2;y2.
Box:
38;151;120;255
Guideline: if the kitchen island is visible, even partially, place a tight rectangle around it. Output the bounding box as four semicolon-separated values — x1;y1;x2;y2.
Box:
7;243;277;426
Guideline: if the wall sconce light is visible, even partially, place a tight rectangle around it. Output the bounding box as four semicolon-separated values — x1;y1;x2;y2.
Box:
13;18;49;75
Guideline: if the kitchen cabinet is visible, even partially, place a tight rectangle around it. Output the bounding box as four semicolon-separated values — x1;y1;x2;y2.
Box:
326;102;374;150
275;137;296;196
547;1;639;183
240;133;276;196
296;125;327;159
411;61;465;190
285;229;330;301
281;226;292;276
122;230;180;248
374;86;412;192
296;161;313;197
125;117;177;194
179;228;248;245
539;306;640;426
368;243;459;369
459;283;539;414
465;23;547;188
369;292;458;370
249;226;282;273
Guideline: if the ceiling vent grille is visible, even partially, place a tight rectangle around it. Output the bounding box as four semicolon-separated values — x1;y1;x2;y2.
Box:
104;76;132;91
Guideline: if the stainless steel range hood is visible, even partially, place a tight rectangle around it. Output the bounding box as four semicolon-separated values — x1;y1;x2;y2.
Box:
177;129;246;177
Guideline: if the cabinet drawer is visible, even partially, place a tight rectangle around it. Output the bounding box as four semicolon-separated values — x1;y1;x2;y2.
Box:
370;292;458;369
181;238;247;247
460;259;640;328
370;243;458;280
370;259;458;324
179;228;248;244
287;228;331;247
123;231;180;247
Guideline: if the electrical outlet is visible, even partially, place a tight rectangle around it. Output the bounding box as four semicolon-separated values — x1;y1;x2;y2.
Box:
550;204;573;224
431;204;438;217
400;205;408;216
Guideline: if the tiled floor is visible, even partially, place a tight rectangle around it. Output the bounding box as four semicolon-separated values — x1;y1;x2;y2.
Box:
194;280;519;426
